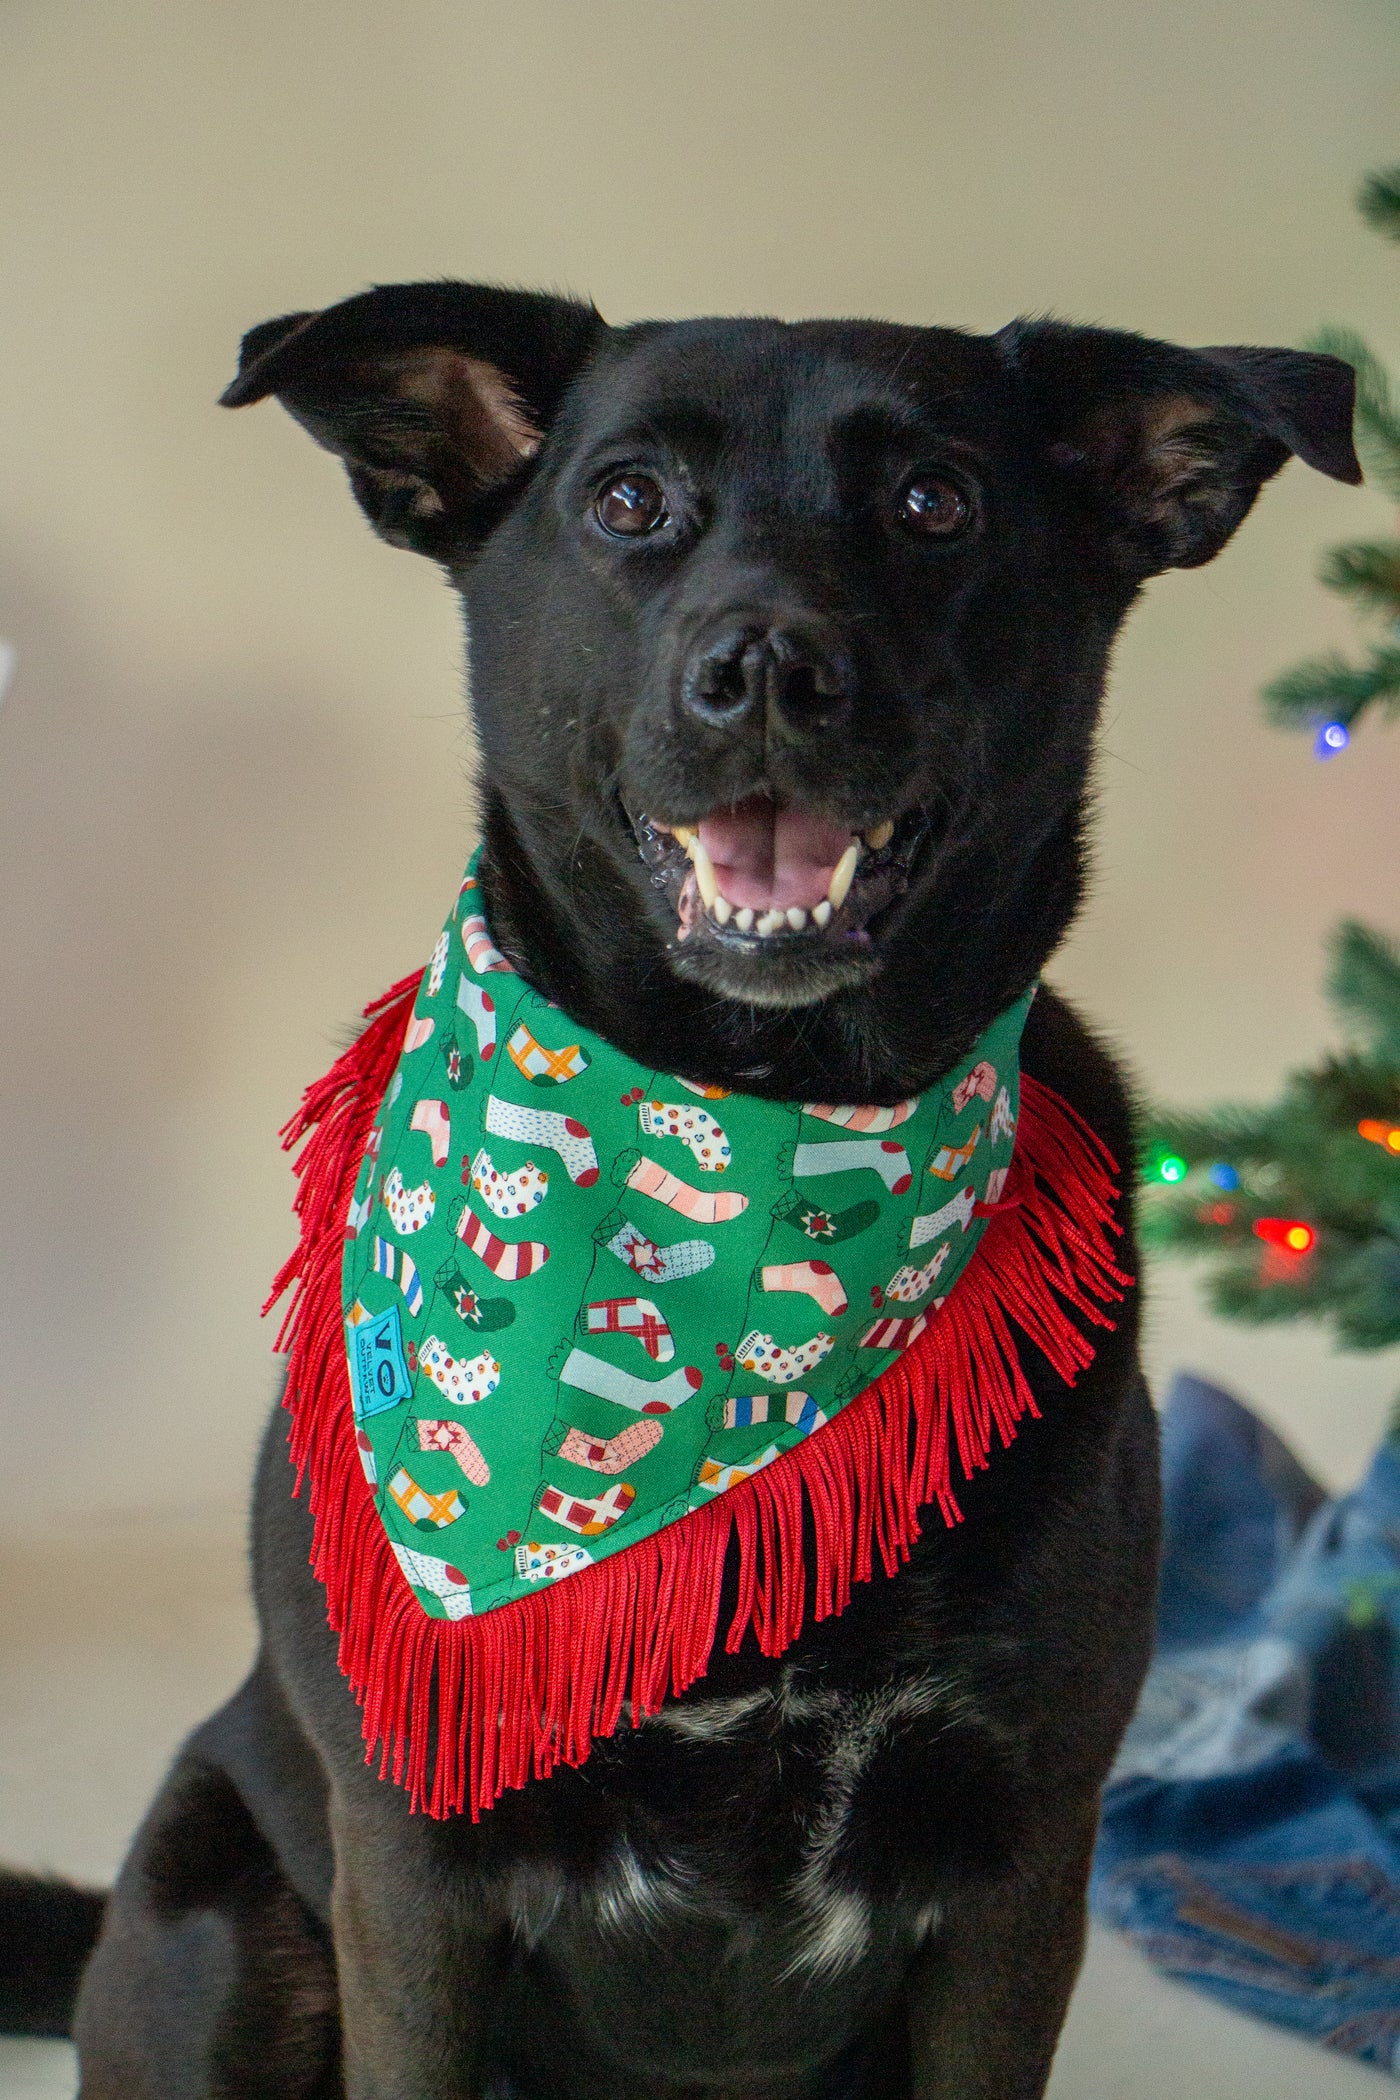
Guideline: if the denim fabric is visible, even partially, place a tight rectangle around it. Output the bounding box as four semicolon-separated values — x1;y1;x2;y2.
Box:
1094;1373;1400;2073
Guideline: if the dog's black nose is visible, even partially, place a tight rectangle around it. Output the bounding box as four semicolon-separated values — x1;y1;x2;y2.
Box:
682;626;852;737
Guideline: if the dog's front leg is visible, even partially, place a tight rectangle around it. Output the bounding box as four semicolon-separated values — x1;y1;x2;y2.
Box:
330;1791;505;2100
903;1797;1099;2100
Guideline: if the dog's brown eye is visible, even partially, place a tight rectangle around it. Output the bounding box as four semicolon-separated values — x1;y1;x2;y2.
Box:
899;476;972;538
595;474;669;537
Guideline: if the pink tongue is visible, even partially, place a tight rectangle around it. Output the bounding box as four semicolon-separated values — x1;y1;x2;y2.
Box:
697;797;854;913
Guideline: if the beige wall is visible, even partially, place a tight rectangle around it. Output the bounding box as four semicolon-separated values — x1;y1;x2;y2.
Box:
1;0;1398;1535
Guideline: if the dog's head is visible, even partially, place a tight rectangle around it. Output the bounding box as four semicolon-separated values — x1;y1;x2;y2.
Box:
224;283;1357;1092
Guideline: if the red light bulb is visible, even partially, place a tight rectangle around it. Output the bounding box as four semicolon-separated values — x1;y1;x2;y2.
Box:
1254;1217;1315;1255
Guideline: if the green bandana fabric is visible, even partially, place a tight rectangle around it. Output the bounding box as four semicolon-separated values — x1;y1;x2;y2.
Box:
341;853;1033;1624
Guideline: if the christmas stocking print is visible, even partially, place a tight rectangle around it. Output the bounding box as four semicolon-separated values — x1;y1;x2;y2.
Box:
454;1204;551;1281
537;1480;636;1536
771;1189;880;1245
792;1137;913;1196
802;1098;918;1132
603;1219;717;1283
724;1392;827;1434
390;1541;473;1620
637;1099;732;1170
388;1468;465;1531
410;1098;452;1166
418;1333;502;1406
554;1419;665;1475
456;974;498;1060
372;1236;424;1315
382;1166;435;1235
506;1022;590;1086
951;1061;997;1114
467;1148;549;1218
557;1346;704;1415
760;1259;848;1317
485;1095;599;1186
418;1417;491;1487
434;1258;517;1334
625;1156;748;1223
584;1296;676;1361
733;1330;835;1383
909;1186;978;1247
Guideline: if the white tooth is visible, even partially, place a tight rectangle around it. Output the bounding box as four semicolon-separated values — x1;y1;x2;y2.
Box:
712;894;732;925
756;910;783;937
687;836;719;910
812;899;833;928
786;906;808;932
827;842;860;911
672;825;696;849
865;819;894;850
734;907;755;933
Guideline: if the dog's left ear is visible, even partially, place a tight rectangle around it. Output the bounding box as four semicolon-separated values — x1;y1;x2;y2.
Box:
999;319;1361;574
221;280;606;558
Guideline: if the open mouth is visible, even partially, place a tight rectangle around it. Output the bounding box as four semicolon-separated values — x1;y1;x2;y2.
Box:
629;794;927;975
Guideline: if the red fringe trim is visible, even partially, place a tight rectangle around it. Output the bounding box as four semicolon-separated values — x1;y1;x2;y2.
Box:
267;973;1131;1819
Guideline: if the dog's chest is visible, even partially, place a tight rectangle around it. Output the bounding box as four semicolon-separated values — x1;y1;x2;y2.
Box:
505;1670;958;1964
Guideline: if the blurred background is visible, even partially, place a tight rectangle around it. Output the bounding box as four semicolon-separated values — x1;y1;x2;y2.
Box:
0;3;1398;2092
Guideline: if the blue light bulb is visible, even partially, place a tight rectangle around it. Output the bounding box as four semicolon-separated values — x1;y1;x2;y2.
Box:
1314;721;1349;758
1208;1163;1240;1191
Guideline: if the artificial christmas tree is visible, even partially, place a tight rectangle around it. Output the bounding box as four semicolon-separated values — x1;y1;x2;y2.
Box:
1142;165;1400;1356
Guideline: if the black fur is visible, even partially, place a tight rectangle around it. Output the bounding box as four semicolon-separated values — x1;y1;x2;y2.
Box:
0;1872;105;2038
11;281;1359;2098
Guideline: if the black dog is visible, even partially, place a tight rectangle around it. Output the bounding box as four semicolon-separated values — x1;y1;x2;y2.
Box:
7;284;1358;2099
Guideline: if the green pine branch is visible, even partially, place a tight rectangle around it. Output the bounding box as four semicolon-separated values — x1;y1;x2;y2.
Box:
1317;538;1400;617
1262;643;1400;729
1330;920;1400;1063
1359;166;1400;242
1141;924;1400;1354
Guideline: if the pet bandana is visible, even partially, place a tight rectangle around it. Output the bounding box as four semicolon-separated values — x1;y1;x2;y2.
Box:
270;849;1129;1817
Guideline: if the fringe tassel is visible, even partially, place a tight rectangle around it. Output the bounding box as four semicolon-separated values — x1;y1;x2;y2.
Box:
268;973;1131;1820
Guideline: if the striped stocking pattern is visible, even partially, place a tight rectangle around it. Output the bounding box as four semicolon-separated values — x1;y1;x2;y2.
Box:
372;1236;423;1315
454;1204;550;1280
625;1155;748;1223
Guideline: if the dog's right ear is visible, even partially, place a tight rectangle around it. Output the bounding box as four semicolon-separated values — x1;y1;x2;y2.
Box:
220;281;606;558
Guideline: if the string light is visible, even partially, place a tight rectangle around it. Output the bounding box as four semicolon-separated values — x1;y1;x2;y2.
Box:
1254;1217;1316;1255
1358;1119;1400;1154
1151;1152;1187;1184
1314;721;1350;758
1208;1162;1240;1190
